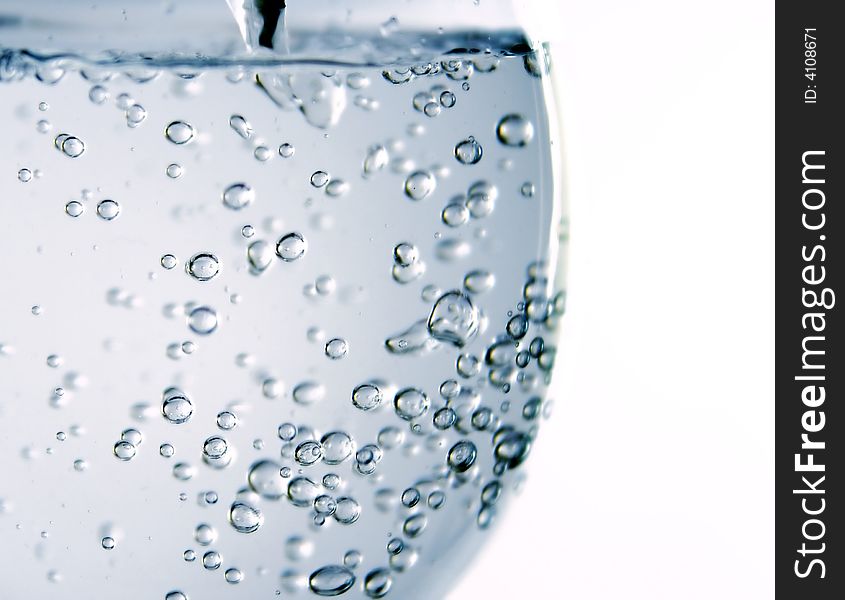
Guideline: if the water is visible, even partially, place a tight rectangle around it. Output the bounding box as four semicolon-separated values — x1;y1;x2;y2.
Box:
0;35;564;599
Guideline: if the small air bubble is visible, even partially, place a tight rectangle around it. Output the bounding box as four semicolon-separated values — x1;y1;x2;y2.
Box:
96;199;120;221
310;171;329;188
229;115;253;139
223;183;254;210
165;121;196;145
65;201;84;217
279;143;295;158
454;137;483;165
125;104;147;128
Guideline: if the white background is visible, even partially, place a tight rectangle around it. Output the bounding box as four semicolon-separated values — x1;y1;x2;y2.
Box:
453;0;774;598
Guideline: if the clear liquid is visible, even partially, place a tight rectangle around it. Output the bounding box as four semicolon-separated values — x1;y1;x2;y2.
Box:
0;44;564;599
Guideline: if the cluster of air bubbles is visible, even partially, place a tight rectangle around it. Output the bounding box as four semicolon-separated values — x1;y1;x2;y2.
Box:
392;242;425;284
310;170;350;197
113;428;142;461
54;133;85;158
412;85;457;117
7;49;562;598
441;180;498;228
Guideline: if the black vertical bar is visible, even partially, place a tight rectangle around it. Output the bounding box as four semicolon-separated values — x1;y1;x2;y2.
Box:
776;2;842;598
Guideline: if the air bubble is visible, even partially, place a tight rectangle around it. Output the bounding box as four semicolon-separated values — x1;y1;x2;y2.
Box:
202;436;231;468
65;201;84;217
186;253;220;281
161;388;193;424
279;143;295;158
454;137;483;165
247;460;286;499
288;477;321;507
325;179;349;197
364;568;392;598
223;183;254;210
309;565;355;597
228;500;263;533
447;440;477;472
276;232;307;262
125;104;147;127
363;145;389;176
115;93;133;110
96;199;120;221
427;290;480;347
496;114;535;146
464;270;495;294
441;202;469;227
229;115;253;139
352;383;383;411
295;440;323;466
202;550;222;570
165;121;196;145
325;338;348;360
60;136;85;158
165;163;182;179
404;170;436;200
216;411;237;430
160;254;177;269
521;182;536;197
292;381;325;405
254;146;271;161
423;102;441;117
187;306;218;335
89;85;109;104
247;240;274;273
321;432;354;464
394;388;430;421
334;497;361;524
224;568;243;584
440;91;456;107
113;441;136;461
310;171;329;188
